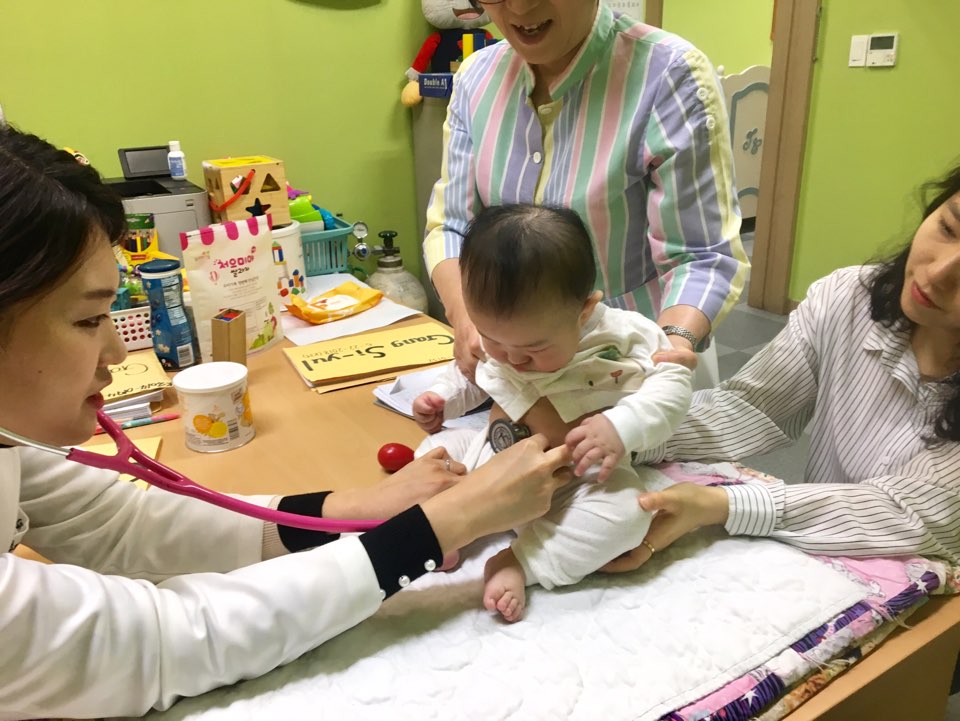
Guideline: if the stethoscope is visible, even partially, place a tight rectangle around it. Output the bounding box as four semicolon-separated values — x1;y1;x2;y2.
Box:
0;411;382;533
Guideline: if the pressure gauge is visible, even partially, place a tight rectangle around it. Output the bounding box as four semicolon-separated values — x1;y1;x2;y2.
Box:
351;221;370;260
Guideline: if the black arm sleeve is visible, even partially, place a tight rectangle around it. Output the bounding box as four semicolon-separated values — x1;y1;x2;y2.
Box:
277;493;444;599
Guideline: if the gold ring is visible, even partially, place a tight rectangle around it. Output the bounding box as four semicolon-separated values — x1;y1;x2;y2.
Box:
640;539;657;556
444;458;451;471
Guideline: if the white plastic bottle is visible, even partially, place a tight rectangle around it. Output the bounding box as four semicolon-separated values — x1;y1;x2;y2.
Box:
167;140;186;180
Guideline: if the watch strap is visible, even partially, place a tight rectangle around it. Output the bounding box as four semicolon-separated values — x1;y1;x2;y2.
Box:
661;324;699;347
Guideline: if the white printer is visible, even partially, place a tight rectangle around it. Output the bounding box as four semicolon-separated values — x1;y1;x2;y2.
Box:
104;145;211;260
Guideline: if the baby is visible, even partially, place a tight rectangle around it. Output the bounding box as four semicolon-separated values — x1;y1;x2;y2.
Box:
413;204;693;621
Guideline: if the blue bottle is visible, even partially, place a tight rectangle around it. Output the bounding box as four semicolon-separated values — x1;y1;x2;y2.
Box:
139;259;197;369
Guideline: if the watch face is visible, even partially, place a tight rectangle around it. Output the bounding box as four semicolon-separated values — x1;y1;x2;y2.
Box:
352;221;368;240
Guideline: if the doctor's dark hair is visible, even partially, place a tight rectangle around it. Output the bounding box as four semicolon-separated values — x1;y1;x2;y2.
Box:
0;124;125;329
459;204;597;317
863;161;960;443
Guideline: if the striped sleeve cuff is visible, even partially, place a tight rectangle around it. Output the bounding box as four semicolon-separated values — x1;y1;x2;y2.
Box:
632;442;668;466
423;228;464;276
723;481;782;537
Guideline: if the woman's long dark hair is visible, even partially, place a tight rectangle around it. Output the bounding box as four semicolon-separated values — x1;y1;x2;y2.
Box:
864;163;960;443
0;124;126;328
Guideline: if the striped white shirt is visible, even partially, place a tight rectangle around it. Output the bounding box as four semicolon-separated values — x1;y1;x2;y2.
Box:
639;266;960;562
423;4;748;325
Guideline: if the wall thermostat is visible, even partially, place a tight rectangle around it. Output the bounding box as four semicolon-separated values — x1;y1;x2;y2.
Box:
867;33;898;67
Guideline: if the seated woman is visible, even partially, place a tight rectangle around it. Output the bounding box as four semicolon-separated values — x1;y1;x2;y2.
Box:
607;161;960;568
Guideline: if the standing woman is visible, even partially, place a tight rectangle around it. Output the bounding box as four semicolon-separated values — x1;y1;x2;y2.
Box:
0;125;572;719
424;0;748;381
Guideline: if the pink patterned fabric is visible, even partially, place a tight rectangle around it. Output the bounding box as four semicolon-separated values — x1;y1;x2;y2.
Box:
655;462;957;721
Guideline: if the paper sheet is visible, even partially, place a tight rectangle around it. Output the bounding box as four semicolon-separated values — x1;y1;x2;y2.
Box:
373;366;491;432
80;436;162;490
280;273;420;346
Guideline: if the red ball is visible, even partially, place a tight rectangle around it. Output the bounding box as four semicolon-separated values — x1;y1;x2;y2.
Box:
377;442;415;472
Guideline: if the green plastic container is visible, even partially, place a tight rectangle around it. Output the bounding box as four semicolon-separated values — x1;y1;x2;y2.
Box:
300;217;353;276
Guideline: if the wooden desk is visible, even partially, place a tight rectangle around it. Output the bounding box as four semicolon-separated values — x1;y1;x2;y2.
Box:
90;340;960;719
125;339;428;499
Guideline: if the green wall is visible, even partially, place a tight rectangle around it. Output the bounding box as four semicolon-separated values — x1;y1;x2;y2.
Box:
662;0;773;73
0;1;430;276
791;0;960;299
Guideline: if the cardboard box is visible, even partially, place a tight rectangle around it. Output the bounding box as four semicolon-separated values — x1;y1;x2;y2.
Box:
202;155;290;226
211;309;247;365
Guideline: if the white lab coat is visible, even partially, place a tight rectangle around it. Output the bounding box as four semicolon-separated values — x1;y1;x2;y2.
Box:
0;446;383;720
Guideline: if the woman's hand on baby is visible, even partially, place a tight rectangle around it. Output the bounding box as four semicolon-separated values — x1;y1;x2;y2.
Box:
412;391;446;433
564;414;625;483
421;435;573;553
452;318;485;382
600;483;730;573
324;447;466;520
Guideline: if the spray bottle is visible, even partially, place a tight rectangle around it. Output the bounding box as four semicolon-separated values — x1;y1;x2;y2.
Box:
365;230;429;314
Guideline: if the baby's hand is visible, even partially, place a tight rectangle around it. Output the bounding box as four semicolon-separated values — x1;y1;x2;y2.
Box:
412;391;446;433
564;414;625;482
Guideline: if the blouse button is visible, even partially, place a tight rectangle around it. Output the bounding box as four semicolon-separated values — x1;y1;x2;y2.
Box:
398;575;411;588
705;115;717;130
378;589;386;600
424;559;437;572
532;151;543;164
696;87;709;101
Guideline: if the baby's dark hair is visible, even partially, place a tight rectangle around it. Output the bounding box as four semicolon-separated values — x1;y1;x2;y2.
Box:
460;204;596;317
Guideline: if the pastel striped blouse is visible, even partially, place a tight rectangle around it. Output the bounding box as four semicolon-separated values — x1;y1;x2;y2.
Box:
639;267;960;563
423;4;749;325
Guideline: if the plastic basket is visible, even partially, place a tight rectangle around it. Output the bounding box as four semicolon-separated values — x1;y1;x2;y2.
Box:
111;306;154;351
300;217;353;276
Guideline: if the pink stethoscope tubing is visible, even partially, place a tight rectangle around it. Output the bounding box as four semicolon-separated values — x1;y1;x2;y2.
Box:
0;411;383;533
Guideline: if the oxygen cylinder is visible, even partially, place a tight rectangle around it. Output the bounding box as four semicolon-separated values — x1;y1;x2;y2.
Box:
366;230;429;315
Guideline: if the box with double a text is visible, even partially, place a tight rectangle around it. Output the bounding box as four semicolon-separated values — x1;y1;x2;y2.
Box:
418;73;454;99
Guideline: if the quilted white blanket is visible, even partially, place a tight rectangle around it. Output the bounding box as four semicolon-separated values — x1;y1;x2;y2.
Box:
137;521;865;720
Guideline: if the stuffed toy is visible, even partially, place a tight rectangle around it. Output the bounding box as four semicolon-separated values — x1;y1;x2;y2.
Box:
401;0;495;107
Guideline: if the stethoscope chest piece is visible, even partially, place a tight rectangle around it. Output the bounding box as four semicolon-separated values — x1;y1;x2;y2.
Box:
488;418;532;453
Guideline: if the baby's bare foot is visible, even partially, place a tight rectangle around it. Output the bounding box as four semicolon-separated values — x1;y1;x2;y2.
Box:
482;548;527;622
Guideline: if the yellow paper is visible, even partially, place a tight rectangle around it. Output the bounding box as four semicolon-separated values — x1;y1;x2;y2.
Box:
284;321;454;387
81;436;163;490
104;350;171;402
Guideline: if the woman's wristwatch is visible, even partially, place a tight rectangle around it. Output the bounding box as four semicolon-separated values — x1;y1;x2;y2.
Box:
661;325;699;348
